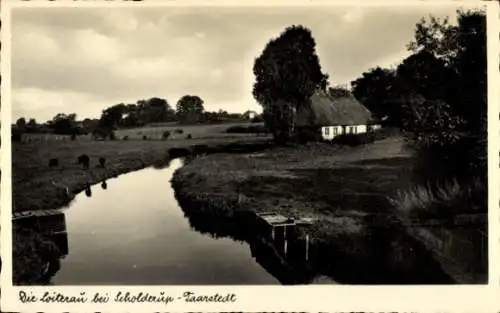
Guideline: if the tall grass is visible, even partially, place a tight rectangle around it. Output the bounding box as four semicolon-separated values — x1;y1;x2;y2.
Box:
388;178;486;219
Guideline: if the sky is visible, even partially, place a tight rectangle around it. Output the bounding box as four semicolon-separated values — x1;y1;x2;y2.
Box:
11;4;466;122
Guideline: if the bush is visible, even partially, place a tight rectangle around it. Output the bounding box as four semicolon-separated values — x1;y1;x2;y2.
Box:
186;134;192;139
226;126;247;133
225;125;267;134
251;116;264;123
70;133;77;141
330;132;376;146
109;131;117;141
122;136;129;141
175;129;184;134
328;128;396;146
142;135;148;140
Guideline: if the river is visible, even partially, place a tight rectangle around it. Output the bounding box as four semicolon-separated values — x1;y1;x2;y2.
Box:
17;157;459;285
51;159;280;285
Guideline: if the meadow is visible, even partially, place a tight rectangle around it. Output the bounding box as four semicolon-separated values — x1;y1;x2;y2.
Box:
12;122;271;214
19;121;266;143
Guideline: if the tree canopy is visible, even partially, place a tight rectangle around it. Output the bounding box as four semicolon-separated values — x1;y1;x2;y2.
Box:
176;95;205;124
252;25;328;143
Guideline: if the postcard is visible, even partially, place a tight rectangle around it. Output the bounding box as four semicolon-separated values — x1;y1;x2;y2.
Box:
0;0;499;312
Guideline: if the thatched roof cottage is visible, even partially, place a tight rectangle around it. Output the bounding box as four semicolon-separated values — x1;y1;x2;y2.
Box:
296;89;381;140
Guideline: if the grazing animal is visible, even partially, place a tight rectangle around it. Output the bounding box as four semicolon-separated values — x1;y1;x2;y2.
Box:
99;157;106;168
48;158;59;167
77;154;90;169
162;131;170;140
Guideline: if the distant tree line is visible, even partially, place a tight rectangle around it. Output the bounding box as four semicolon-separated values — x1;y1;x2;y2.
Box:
13;94;263;139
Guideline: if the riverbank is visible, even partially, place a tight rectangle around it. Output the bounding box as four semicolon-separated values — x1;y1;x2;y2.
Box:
172;136;414;244
171;136;487;283
12;136;275;284
12;136;273;214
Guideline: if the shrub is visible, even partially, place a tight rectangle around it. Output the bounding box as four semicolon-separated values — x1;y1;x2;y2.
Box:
251;116;264;123
186;134;192;139
143;135;148;140
70;133;77;141
226;125;267;134
330;132;376;146
175;129;184;134
122;135;129;141
226;126;247;133
109;131;117;141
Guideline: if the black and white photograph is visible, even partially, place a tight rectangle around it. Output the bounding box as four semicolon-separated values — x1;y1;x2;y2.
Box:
0;0;498;308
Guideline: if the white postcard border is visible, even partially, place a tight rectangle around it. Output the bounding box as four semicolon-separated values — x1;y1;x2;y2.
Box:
1;0;499;312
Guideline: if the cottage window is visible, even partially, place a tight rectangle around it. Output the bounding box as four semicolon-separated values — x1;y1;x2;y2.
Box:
354;126;357;134
324;127;329;135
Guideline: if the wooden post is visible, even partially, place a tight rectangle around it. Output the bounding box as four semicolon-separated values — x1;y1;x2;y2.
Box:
305;234;309;261
271;227;275;240
283;225;288;256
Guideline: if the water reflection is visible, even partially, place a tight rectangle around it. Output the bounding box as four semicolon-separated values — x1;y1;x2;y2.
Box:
177;197;455;284
177;203;318;284
84;185;92;197
46;159;278;285
13;212;68;285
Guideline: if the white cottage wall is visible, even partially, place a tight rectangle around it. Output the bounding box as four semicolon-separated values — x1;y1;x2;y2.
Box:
321;124;371;140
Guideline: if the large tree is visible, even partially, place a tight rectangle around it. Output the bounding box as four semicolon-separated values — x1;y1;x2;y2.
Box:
176;95;204;124
48;113;78;135
407;9;486;134
350;67;401;125
402;9;487;178
252;25;329;143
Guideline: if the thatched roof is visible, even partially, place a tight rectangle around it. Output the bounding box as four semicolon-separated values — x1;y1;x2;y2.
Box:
296;89;374;127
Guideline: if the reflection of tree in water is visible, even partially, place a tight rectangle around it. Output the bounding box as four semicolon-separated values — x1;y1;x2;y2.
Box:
175;191;454;284
13;212;69;285
175;193;319;284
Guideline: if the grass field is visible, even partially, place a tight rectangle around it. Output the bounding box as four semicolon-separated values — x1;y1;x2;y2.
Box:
12;122;271;214
19;121;266;143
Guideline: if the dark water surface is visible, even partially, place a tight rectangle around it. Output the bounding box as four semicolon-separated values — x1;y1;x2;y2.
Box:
52;159;280;285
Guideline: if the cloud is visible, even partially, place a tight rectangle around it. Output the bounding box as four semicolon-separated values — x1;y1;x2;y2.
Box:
10;5;464;121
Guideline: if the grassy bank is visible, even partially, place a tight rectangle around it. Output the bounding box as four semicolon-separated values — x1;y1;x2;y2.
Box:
12;136;272;214
171;135;486;283
172;136;414;244
12;134;274;284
